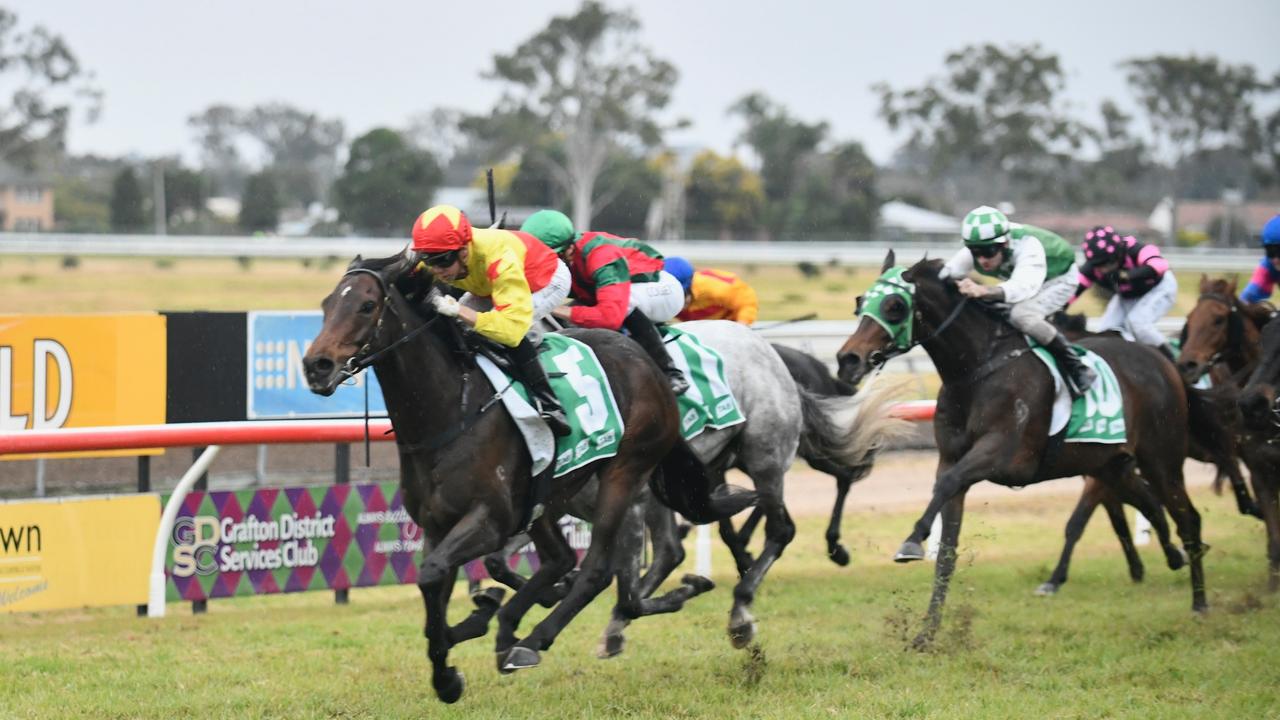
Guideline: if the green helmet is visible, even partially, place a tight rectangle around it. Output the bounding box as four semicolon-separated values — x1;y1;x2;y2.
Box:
960;205;1012;246
520;209;576;253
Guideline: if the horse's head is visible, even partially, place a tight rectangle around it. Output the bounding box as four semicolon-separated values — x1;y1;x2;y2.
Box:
1177;275;1241;384
837;250;946;385
1239;315;1280;432
303;252;418;396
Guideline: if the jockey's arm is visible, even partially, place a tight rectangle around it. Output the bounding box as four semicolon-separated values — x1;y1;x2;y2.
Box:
568;249;632;330
732;281;760;325
1240;261;1275;304
471;249;535;347
998;240;1048;304
938;247;974;281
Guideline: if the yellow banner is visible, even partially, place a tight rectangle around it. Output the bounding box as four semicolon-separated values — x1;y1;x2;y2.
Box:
0;494;160;613
0;313;166;459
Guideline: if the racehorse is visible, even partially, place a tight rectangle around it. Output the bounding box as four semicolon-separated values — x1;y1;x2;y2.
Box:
836;252;1215;647
1238;318;1280;591
1176;276;1273;387
301;254;752;703
720;344;880;569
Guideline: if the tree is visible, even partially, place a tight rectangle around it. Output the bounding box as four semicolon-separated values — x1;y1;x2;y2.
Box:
239;171;280;233
591;150;662;237
239;103;344;207
875;44;1093;201
187;104;247;196
109;167;145;232
685;150;764;238
729;93;827;205
163;166;208;222
463;1;680;230
0;8;102;168
332;128;442;236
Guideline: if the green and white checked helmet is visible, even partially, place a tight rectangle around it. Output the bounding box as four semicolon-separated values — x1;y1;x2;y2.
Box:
961;206;1011;246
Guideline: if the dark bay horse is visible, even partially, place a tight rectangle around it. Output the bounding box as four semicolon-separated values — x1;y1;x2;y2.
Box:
301;255;751;703
1238;318;1280;590
1176;276;1273;386
836;252;1212;647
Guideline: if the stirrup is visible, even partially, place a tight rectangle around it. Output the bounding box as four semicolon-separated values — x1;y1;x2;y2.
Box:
667;371;690;396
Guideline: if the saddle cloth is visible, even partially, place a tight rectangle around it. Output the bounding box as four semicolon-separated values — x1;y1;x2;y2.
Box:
1028;340;1127;444
660;326;747;440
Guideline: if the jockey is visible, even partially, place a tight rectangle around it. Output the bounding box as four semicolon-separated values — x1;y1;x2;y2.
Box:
1071;226;1178;360
519;209;690;395
663;256;760;326
1239;214;1280;305
941;205;1097;398
410;205;572;436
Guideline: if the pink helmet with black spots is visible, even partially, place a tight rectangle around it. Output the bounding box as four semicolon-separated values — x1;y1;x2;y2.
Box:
1082;226;1122;265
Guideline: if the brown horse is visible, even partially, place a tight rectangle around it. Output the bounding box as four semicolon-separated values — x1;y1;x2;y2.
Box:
301;254;751;703
836;252;1213;647
1238;318;1280;591
1176;276;1273;386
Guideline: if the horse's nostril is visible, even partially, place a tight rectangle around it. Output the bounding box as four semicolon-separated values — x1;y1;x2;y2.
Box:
307;357;334;375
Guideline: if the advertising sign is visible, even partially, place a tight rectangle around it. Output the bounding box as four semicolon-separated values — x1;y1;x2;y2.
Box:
0;313;167;459
164;482;417;600
0;494;160;613
246;311;386;419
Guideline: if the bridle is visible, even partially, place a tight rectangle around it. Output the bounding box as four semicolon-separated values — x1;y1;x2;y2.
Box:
1181;291;1244;375
863;292;970;371
338;267;440;379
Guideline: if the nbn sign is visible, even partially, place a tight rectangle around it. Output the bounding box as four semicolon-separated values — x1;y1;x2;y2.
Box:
246;311;387;419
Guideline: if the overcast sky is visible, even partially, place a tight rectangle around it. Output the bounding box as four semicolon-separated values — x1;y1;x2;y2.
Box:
9;0;1280;166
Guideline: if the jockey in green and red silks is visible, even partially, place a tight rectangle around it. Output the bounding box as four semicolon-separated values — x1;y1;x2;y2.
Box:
521;209;690;394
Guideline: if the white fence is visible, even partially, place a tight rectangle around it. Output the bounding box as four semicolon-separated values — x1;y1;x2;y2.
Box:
0;232;1264;271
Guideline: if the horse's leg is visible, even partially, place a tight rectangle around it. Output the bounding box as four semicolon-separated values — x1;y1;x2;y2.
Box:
1107;463;1183;572
825;469;857;566
1135;455;1208;612
718;517;756;575
912;490;966;651
734;506;765;547
502;467;641;671
895;444;992;562
598;497;714;659
416;506;506;704
493;514;576;667
1100;492;1145;583
482;532;573;608
727;474;796;649
1248;466;1280;592
1036;477;1105;596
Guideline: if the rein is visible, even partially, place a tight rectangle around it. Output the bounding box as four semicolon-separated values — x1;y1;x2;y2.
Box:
866;296;970;370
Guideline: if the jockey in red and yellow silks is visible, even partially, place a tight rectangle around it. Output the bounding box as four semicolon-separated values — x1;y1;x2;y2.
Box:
663;257;759;325
412;205;571;435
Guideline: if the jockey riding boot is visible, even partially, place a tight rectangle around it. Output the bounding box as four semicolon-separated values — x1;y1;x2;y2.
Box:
1047;331;1097;400
622;310;690;395
510;338;571;437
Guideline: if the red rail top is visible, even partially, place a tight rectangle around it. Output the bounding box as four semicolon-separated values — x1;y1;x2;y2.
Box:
0;402;937;456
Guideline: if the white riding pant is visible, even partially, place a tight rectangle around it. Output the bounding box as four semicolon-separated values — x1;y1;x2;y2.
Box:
1008;266;1080;345
461;260;572;340
626;271;685;323
1096;271;1177;347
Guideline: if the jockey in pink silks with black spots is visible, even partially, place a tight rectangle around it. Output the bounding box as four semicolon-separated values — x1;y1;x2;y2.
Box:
1070;225;1178;360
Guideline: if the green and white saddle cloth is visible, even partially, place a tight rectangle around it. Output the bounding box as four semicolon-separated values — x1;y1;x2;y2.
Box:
475;334;626;478
660;326;747;440
1029;342;1127;444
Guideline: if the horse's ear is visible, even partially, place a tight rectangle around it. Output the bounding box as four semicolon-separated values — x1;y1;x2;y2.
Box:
1199;273;1209;291
880;249;895;275
346;254;364;271
1227;274;1238;295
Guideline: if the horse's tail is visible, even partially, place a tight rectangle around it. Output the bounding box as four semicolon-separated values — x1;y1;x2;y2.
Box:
797;376;912;472
648;439;757;524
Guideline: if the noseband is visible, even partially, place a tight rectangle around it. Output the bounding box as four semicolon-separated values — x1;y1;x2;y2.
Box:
864;295;970;371
339;267;440;377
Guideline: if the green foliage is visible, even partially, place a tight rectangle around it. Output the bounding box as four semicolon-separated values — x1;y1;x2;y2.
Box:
331;128;441;236
685;150;764;237
53;175;110;232
875;44;1093;201
238;172;280;233
0;8;102;168
108;167;146;232
163;166;208;222
729;93;828;204
464;1;679;228
591;151;662;235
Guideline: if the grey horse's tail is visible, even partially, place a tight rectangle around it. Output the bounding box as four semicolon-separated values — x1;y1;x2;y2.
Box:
797;377;911;471
649;439;758;525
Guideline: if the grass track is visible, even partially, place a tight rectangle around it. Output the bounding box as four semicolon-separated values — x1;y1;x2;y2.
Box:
2;489;1276;719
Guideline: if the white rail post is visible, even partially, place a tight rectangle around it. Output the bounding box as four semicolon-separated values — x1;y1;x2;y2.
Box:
148;445;222;618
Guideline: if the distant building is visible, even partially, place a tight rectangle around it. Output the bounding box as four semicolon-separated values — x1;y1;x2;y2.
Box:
1016;209;1155;241
1149;197;1278;244
0;161;54;232
878;200;959;242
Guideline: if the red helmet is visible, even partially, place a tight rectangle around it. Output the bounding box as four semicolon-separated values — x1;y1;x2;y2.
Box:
1082;226;1122;265
411;205;473;253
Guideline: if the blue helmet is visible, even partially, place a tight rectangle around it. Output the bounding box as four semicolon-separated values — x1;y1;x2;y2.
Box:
1263;214;1280;246
664;256;695;293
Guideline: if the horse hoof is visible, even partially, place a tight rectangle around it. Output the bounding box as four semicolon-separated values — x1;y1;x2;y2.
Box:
1033;582;1059;597
1166;546;1188;571
681;573;715;594
909;632;935;652
894;541;925;563
471;587;505;612
433;667;465;704
1192;602;1210;616
1244;504;1264;521
729;621;756;649
501;646;541;673
597;633;626;659
828;545;851;566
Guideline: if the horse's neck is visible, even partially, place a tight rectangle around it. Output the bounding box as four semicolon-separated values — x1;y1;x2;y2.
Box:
1228;300;1262;375
374;321;473;450
917;291;1008;383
